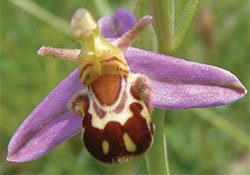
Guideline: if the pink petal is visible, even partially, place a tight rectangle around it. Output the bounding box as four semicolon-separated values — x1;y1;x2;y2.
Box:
7;112;81;162
7;69;83;162
97;8;137;38
126;47;247;109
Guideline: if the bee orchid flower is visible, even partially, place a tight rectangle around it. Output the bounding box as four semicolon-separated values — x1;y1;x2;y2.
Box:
7;8;247;163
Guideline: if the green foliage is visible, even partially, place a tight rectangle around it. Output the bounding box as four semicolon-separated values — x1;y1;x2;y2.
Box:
1;0;249;174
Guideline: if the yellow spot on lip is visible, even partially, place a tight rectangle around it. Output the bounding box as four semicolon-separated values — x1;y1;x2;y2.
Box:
102;140;109;155
123;133;137;152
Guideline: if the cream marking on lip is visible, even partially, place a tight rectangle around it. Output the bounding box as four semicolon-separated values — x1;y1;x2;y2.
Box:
88;74;152;130
123;132;137;152
102;140;109;155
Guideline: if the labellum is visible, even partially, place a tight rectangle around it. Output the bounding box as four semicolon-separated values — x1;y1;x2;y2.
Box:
68;9;154;163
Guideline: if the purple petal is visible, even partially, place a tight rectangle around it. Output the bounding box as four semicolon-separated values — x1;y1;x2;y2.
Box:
97;8;137;38
7;69;83;162
126;47;247;109
7;112;81;162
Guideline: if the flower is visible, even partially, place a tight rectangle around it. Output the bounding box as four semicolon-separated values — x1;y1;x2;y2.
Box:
7;8;247;163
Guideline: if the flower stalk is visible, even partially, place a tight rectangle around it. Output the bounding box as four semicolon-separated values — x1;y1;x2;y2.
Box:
145;108;169;175
146;0;175;55
145;1;175;174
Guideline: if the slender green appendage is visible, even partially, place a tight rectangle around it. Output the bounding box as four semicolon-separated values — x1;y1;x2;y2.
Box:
145;108;169;175
173;0;200;53
191;109;250;149
9;0;70;36
146;0;175;54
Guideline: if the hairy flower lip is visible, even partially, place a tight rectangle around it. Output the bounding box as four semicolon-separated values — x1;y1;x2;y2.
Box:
7;7;247;163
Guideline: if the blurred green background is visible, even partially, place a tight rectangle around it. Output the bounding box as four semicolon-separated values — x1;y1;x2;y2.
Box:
1;0;249;174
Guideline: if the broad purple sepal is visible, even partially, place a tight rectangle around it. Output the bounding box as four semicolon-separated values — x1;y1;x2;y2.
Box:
7;69;83;162
126;47;247;109
97;8;137;38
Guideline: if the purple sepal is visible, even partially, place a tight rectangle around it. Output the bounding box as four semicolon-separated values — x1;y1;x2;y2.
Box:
126;47;247;109
97;8;137;38
7;69;83;162
7;112;81;162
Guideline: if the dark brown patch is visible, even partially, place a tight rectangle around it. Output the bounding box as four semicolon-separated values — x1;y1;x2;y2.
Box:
91;74;121;105
131;75;153;114
130;85;141;100
71;94;89;117
93;102;106;118
82;102;153;163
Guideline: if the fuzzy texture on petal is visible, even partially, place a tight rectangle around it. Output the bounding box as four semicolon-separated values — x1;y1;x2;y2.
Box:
126;47;247;109
7;69;83;162
97;8;137;38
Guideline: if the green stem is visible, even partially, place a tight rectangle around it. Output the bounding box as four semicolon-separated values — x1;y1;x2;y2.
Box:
146;0;175;54
192;108;250;149
145;1;176;174
173;0;200;53
9;0;70;36
145;108;169;175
